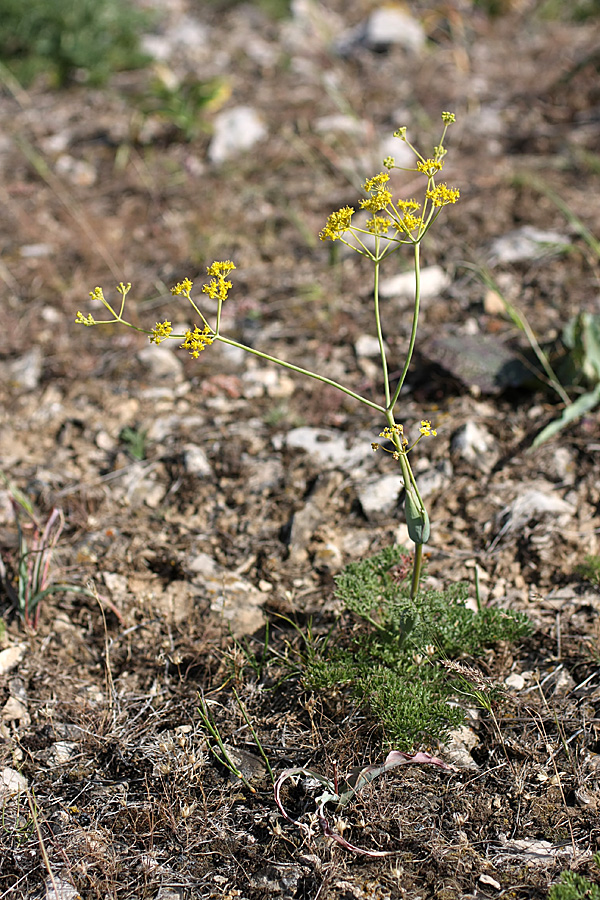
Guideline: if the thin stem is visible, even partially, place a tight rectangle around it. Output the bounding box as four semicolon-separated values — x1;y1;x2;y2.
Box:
389;241;421;411
215;335;386;414
373;253;391;407
410;543;423;601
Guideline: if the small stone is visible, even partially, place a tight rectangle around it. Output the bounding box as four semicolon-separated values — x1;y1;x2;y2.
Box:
55;154;97;186
44;875;81;900
0;766;28;797
5;347;43;391
138;344;184;381
479;874;501;890
48;742;79;765
20;243;53;258
502;485;574;532
504;673;525;691
2;696;30;727
355;334;385;358
0;644;27;675
440;726;479;770
183;444;213;477
379;265;450;301
209;106;267;164
488;226;571;265
364;6;425;52
451;421;497;472
356;474;400;520
283;426;371;470
416;460;453;498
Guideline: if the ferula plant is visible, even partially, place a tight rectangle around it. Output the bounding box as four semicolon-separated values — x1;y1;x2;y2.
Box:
76;112;459;598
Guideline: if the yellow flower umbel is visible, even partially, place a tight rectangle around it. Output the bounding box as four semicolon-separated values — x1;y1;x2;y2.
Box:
150;321;173;344
180;324;214;359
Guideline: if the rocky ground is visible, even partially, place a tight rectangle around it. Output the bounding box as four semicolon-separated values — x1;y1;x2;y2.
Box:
0;0;600;897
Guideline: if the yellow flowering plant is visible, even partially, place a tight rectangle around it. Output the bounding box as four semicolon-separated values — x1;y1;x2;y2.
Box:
76;113;459;599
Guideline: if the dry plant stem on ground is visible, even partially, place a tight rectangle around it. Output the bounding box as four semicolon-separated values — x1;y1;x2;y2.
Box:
76;113;460;600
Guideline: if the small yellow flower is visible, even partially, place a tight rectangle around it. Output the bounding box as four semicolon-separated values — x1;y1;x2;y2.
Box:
383;156;395;169
171;278;194;296
206;260;235;277
397;199;420;212
419;420;437;437
393;126;407;140
75;311;96;326
416;158;443;177
180;324;214;358
426;184;460;207
371;442;380;451
89;287;105;302
360;191;392;213
319;206;355;241
363;173;390;192
401;213;422;233
117;282;132;296
365;216;392;234
441;111;456;124
150;321;173;345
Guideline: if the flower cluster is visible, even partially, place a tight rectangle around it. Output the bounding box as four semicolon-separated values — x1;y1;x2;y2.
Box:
372;420;437;457
171;277;193;297
320;113;459;249
202;260;236;302
419;420;437;437
426;184;460;207
319;205;355;241
150;321;173;344
180;324;214;358
75;310;96;325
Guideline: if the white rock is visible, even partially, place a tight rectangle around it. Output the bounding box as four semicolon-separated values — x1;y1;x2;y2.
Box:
138;344;184;381
283;426;372;470
209;106;267;164
183;444;213;477
241;368;295;399
355;334;385;358
416;460;453;498
503;486;575;531
451;421;497;472
364;7;425;52
505;673;525;691
44;875;81;900
356;473;400;520
55;154;97;186
488;226;571;265
20;243;53;258
48;741;79;765
2;696;30;727
440;726;479;769
5;346;43;391
0;766;28;798
479;874;501;890
0;644;27;675
379;265;450;301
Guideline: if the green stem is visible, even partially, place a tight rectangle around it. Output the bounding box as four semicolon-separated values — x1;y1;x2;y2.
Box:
410;543;423;601
389;241;421;411
373;253;391;407
215;335;386;414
